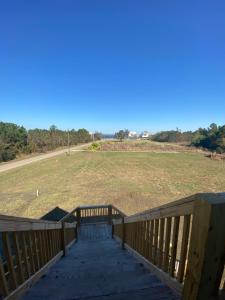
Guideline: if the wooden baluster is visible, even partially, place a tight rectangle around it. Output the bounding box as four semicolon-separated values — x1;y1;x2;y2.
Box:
41;231;47;265
163;217;172;273
61;223;66;256
21;232;30;278
37;231;44;267
33;231;40;271
121;217;125;249
170;216;180;277
149;219;154;261
2;232;18;290
177;215;191;283
145;220;150;260
158;218;165;268
153;219;159;265
27;232;36;274
12;232;25;284
0;255;9;297
108;205;112;225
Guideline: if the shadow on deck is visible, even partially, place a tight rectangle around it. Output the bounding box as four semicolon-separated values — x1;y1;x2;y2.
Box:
23;223;178;300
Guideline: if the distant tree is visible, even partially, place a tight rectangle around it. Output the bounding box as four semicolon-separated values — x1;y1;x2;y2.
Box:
114;129;129;141
93;132;102;140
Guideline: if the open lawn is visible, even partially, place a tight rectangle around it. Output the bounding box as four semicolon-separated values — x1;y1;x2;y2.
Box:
0;150;224;218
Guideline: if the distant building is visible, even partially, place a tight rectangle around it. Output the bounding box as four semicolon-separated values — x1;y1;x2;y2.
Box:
140;131;151;139
128;131;138;139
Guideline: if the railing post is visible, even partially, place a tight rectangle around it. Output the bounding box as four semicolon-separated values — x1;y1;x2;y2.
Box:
77;208;81;227
121;217;125;249
182;198;225;300
61;222;66;257
108;205;112;225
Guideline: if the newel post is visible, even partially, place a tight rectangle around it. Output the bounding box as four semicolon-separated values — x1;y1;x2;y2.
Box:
108;205;112;225
182;197;225;300
77;208;81;227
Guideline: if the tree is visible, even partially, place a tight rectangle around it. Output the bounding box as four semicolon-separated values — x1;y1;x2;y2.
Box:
114;129;129;141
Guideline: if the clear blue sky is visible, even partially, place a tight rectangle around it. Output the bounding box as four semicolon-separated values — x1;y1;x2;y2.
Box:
0;1;225;133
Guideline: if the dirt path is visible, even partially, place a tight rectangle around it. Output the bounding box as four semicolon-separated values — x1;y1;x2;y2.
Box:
0;143;92;173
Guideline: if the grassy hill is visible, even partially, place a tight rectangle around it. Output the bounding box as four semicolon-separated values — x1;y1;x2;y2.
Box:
0;147;224;219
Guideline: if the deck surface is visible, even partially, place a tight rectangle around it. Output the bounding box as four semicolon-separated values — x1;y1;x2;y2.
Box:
23;224;178;300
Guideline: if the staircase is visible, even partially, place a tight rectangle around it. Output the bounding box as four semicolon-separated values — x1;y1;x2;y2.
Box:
1;193;225;300
23;223;177;300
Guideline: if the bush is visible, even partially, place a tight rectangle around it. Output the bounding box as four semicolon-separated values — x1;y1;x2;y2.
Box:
0;145;16;162
89;142;101;151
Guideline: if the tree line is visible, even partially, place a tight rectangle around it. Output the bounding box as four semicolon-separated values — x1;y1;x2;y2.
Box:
0;122;101;162
151;123;225;153
115;123;225;153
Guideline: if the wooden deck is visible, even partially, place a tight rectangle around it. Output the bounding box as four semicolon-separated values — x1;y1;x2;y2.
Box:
23;223;178;300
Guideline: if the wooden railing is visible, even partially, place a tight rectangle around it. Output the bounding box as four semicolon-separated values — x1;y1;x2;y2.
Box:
112;193;225;300
0;214;77;299
59;204;126;226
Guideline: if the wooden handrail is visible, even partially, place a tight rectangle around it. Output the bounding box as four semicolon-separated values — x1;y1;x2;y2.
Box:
112;193;225;300
0;214;77;299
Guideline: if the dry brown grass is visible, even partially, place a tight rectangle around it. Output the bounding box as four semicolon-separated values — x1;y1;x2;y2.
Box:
0;150;225;219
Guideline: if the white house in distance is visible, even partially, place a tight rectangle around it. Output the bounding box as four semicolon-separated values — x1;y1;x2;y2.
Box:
128;131;138;139
140;131;151;139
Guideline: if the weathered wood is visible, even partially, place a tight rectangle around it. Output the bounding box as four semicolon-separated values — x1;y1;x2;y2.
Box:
183;198;225;300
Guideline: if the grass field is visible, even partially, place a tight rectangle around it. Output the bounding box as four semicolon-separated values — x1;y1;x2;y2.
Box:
0;148;225;219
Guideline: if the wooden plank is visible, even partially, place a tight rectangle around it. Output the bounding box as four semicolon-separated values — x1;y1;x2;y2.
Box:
33;232;40;271
0;219;62;232
153;219;159;265
125;202;193;223
27;232;35;274
149;219;154;261
21;232;30;278
2;232;18;289
170;216;180;277
183;198;225;300
41;231;47;265
113;236;182;297
163;217;172;273
0;255;9;297
158;218;165;268
12;232;25;284
177;215;191;283
37;231;44;267
61;222;66;256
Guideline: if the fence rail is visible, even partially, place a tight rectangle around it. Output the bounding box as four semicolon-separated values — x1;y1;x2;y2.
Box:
0;215;77;300
112;193;225;300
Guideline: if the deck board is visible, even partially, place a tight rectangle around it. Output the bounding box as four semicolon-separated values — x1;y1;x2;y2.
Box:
23;224;178;300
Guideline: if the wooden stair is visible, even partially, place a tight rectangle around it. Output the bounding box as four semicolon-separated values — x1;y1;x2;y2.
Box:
23;224;178;300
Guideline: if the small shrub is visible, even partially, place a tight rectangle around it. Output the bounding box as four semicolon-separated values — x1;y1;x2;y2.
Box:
89;142;101;151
